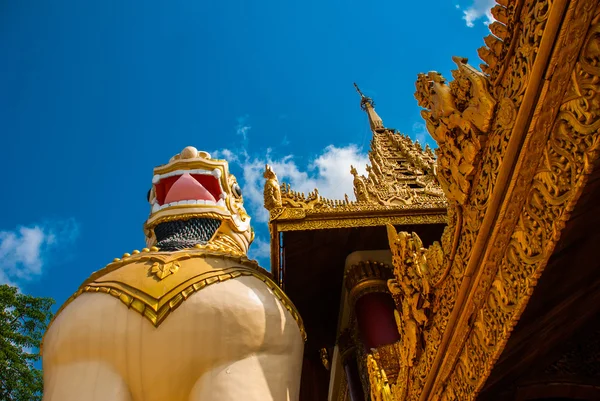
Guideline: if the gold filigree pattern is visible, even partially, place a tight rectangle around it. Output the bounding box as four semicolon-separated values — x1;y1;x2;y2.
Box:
383;1;600;401
385;226;437;400
387;227;432;368
150;261;180;280
438;2;600;398
415;56;496;205
273;212;447;232
368;353;394;401
263;164;282;211
372;341;402;385
399;1;557;399
350;130;444;207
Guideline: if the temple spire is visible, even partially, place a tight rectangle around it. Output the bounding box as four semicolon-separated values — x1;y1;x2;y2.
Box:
354;83;385;132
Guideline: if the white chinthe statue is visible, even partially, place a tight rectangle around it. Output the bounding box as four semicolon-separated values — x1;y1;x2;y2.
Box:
42;146;305;401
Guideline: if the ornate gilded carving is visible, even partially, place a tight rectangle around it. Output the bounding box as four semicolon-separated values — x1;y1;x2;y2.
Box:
262;2;600;400
385;225;438;400
372;341;402;385
478;1;517;84
437;2;600;399
344;260;394;304
386;227;432;368
350;130;444;208
150;261;180;280
394;1;553;398
367;353;394;401
273;213;448;232
377;1;600;400
415;56;496;205
320;348;331;371
263;164;282;211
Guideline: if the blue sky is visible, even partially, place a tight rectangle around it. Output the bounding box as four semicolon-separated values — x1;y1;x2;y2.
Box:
0;0;494;309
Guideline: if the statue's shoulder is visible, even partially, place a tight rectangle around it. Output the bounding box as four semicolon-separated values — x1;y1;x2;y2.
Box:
50;248;272;329
84;247;269;289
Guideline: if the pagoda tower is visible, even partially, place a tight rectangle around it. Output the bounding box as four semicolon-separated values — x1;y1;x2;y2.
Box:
262;86;447;400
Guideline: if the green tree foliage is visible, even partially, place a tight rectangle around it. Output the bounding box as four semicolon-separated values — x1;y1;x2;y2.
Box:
0;284;54;401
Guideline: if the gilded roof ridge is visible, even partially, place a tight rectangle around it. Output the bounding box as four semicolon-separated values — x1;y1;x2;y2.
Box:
278;181;358;208
262;86;448;216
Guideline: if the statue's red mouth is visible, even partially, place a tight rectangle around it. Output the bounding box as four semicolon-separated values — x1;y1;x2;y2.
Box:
154;172;223;207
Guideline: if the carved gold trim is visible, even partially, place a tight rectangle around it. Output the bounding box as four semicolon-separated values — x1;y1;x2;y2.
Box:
435;2;600;399
275;212;447;232
263;117;448;235
390;1;564;399
345;261;393;304
150;261;180;280
367;353;394;401
263;98;447;215
372;341;402;384
80;267;255;327
383;1;600;400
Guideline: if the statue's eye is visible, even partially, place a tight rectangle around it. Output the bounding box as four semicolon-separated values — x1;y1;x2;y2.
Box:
147;189;152;202
232;184;242;198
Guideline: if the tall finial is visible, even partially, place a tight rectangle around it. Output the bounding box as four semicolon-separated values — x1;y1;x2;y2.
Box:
353;82;375;111
353;83;384;131
353;82;365;98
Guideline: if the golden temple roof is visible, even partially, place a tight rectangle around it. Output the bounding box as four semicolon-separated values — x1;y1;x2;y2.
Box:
262;85;447;233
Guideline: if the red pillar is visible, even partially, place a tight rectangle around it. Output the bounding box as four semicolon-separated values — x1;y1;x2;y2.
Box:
355;291;400;350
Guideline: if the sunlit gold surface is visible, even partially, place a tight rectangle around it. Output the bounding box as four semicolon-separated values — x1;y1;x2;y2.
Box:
415;56;495;205
273;211;447;232
366;1;600;400
372;341;402;385
367;353;394;401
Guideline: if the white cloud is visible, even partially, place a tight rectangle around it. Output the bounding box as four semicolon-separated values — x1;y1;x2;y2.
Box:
235;115;251;141
215;145;369;224
0;219;79;286
213;116;370;269
460;0;495;28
